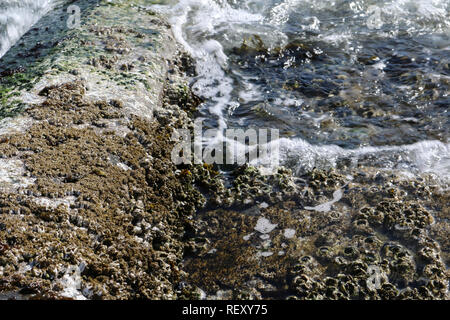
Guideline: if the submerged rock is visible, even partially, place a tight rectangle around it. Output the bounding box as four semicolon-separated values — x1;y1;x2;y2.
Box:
183;166;449;300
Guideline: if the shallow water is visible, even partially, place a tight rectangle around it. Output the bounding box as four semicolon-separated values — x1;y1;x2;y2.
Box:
1;0;449;184
153;0;450;184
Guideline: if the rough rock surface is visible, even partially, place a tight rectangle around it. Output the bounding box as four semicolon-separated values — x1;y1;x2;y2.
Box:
183;166;449;300
0;0;207;299
0;0;448;300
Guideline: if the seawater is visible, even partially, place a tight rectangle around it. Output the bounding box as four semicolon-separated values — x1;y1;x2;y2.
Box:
152;0;450;184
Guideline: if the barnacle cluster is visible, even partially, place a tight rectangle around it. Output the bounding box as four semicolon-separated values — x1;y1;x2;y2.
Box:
0;76;212;299
183;167;449;300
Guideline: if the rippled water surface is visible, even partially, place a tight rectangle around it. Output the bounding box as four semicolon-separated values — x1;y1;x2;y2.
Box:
153;0;450;183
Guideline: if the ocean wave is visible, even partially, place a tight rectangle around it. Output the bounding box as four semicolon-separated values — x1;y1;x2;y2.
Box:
154;0;450;184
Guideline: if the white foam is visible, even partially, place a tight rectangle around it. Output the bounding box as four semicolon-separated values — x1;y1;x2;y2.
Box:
259;202;269;209
283;228;296;239
226;116;448;187
153;0;450;186
305;188;344;213
153;0;266;145
0;116;33;135
0;158;35;191
257;251;274;257
260;234;270;240
0;0;58;58
250;137;450;185
33;196;76;211
269;0;301;26
243;232;254;241
254;217;278;234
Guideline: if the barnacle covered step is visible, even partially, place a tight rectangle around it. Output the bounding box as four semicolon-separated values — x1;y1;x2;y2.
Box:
0;0;207;299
